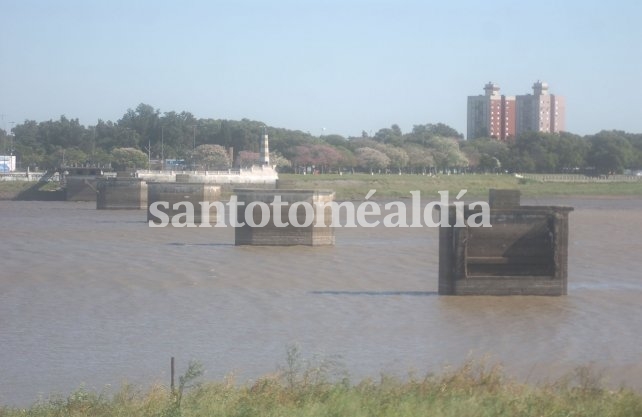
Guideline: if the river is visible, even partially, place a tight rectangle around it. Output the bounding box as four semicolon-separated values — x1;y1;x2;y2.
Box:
1;196;641;405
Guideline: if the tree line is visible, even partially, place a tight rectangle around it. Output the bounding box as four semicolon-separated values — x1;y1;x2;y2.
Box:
1;103;641;175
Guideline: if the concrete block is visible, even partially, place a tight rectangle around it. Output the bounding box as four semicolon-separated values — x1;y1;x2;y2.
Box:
233;189;335;246
489;188;521;208
147;182;221;225
97;178;147;210
437;190;572;296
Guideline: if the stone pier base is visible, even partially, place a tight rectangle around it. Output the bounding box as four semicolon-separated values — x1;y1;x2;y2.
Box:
97;177;147;209
66;178;99;201
438;189;573;296
234;189;335;246
147;182;221;225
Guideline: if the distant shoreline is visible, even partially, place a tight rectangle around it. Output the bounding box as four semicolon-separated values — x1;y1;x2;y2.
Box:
1;173;641;201
278;173;642;200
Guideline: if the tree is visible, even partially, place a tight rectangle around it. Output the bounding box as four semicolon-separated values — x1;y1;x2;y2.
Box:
12;120;45;169
624;133;642;169
403;143;434;174
509;132;560;173
192;144;231;170
460;137;510;173
270;151;292;171
111;147;149;170
43;147;86;169
321;134;347;147
238;150;259;168
375;143;408;173
426;137;468;172
335;146;357;172
117;103;160;150
158;111;198;159
268;127;315;161
587;131;634;175
410;123;463;140
374;125;403;146
556;132;589;171
312;144;342;173
355;147;390;173
292;143;342;173
94;120;140;152
348;137;379;151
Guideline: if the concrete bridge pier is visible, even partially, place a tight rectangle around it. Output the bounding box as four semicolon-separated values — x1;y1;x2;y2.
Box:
97;174;148;209
437;189;573;296
233;189;335;246
147;182;221;225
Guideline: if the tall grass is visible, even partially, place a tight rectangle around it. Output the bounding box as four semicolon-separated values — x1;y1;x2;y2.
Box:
2;350;641;417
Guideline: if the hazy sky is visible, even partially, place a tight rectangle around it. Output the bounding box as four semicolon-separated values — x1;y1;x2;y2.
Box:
1;0;641;138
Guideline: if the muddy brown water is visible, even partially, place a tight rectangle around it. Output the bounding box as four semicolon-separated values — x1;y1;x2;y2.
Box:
1;197;641;405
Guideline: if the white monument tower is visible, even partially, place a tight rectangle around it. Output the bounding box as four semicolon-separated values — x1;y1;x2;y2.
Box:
259;126;270;166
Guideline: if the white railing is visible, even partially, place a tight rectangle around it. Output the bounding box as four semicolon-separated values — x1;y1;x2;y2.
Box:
138;169;242;176
520;173;642;183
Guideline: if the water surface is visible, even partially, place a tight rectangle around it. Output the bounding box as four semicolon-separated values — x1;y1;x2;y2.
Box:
1;197;641;405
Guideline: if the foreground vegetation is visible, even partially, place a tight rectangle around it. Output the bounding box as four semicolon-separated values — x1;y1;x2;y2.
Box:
2;359;641;417
277;173;642;200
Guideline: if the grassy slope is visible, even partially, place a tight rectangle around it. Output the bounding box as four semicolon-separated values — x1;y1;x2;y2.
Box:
1;175;640;201
277;173;642;200
2;362;640;417
0;181;62;200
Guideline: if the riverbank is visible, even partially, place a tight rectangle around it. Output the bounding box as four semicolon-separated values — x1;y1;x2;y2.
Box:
0;181;64;201
2;361;640;417
2;174;641;201
277;173;642;200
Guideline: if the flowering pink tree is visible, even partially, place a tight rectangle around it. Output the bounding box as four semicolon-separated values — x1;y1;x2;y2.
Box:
293;144;343;173
238;150;259;168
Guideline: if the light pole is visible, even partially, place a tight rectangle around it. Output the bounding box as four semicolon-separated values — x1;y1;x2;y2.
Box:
143;134;151;171
9;121;15;156
192;125;196;171
161;126;164;171
9;122;15;170
91;126;96;163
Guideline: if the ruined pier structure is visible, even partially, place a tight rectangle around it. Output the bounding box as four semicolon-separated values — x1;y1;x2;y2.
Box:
234;189;335;246
438;189;573;296
147;182;221;224
66;167;106;201
96;172;148;210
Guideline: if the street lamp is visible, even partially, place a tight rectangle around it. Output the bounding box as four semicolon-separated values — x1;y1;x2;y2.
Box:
161;126;164;171
192;125;196;151
191;125;197;171
9;121;15;156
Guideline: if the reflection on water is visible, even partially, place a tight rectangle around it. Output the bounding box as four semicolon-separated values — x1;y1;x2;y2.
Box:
0;197;641;405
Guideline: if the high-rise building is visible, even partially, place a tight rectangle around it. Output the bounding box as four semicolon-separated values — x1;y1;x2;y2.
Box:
515;81;565;135
467;82;515;141
467;81;565;140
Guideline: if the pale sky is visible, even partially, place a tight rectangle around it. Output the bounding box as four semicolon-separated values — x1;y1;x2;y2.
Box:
1;0;641;137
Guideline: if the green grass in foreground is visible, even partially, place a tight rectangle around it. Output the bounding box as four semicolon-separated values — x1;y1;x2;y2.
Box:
277;173;642;200
2;359;641;417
